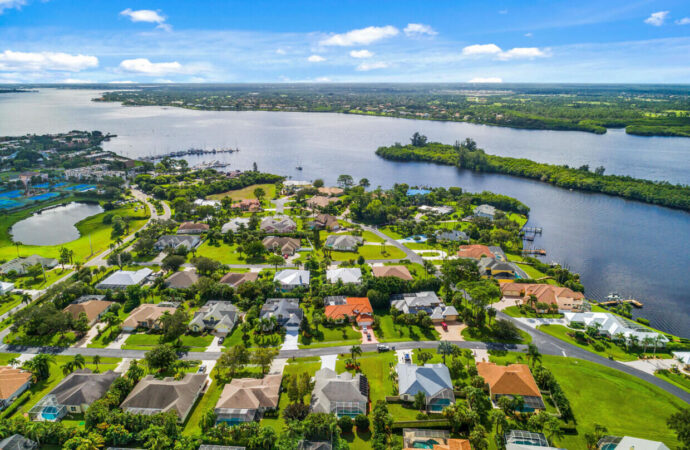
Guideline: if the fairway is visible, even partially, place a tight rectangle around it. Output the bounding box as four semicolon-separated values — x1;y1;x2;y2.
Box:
207;183;276;201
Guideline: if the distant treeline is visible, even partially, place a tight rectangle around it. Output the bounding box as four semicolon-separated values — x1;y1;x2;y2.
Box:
376;139;690;212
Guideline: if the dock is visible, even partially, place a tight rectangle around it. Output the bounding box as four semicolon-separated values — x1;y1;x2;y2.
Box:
599;299;644;308
523;226;543;234
522;249;546;256
140;147;238;162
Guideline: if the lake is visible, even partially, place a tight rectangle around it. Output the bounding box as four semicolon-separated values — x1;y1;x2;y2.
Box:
0;89;688;337
10;202;104;246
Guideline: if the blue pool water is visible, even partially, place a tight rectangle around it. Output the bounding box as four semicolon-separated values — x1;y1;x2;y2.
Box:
41;406;59;421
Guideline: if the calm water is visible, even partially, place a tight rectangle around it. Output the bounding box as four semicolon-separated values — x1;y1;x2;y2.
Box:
0;89;688;337
10;202;103;246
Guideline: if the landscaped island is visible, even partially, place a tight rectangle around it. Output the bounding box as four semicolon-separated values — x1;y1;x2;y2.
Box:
375;135;690;212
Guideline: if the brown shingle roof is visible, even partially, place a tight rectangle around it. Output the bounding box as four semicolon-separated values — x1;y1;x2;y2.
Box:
433;439;472;450
121;373;207;421
165;270;200;289
457;245;494;260
178;222;209;231
63;300;113;323
216;374;281;410
122;304;176;329
476;362;541;398
307;196;338;208
317;187;344;197
219;271;259;287
501;283;584;306
0;366;32;399
372;265;413;281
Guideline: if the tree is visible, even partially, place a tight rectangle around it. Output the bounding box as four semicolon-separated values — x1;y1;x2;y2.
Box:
267;253;284;271
193;256;220;275
313;179;325;188
584;424;608;450
410;132;428;147
217;344;249;377
350;345;362;363
159;309;189;343
126;359;145;383
253;187;266;203
200;408;217;433
413;391;426;410
371;401;393;446
162;254;186;272
437;341;453;364
354;414;370;431
107;251;132;270
667;408;690;449
337;174;354;189
26;263;43;282
73;312;90;335
418;351;433;365
25;353;54;381
92;355;101;371
338;416;353;433
526;343;542;368
284;402;310;421
59;247;71;270
251;347;279;374
73;354;86;370
145;344;178;373
359;178;370;188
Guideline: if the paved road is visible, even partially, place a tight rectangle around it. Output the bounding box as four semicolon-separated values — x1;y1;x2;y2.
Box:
362;225;424;265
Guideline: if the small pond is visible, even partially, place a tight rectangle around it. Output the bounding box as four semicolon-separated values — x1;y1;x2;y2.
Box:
10;202;104;246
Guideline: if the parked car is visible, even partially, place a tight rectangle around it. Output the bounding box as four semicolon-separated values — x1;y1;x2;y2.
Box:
366;333;372;341
404;353;411;363
218;337;225;345
441;321;448;331
377;344;390;352
198;365;207;373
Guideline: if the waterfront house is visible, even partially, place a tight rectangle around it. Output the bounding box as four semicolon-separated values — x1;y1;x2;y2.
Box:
260;298;302;327
164;270;200;289
0;281;14;294
307;196;339;210
324;296;373;327
154;235;201;252
283;180;312;194
274;269;310;290
121;302;177;332
477;362;544;412
214;374;281;424
597;436;670;450
96;268;152;290
121;373;207;423
260;215;297;233
563;312;668;345
418;205;454;216
372;265;413;281
501;283;585;312
435;229;469;242
326;268;362;285
0;366;32;410
311;368;368;417
396;363;455;412
474;204;497;219
221;217;251;233
193;199;220;208
324;235;362;252
391;292;458;323
176;222;209;234
63;298;113;327
219;271;259;287
263;236;301;256
477;257;516;280
318;186;344;197
189;300;238;336
457;244;495;260
0;255;58;275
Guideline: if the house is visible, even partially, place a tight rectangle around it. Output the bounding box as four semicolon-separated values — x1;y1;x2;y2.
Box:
0;434;38;450
391;292;458;323
221;217;251;233
121;303;177;332
0;281;15;294
274;269;310;290
263;236;301;256
403;429;471;450
120;373;207;423
324;297;373;327
29;369;119;421
307;196;339;210
63;298;113;326
457;245;494;260
177;222;210;234
283;180;312;193
477;257;516;280
597;436;670;450
418;205;454;216
260;298;303;327
164;270;200;289
214;374;282;424
435;229;468;242
474;204;497;219
260;216;297;233
96;268;152;290
326;268;362;284
563;312;668;345
310;368;368;417
0;255;58;275
397;364;455;412
0;366;32;410
231;199;262;212
309;213;340;230
505;430;561;450
219;271;259;287
476;362;545;412
501;283;585;312
298;442;332;450
194;199;220;208
154;235;201;252
318;187;344;197
189;301;238;336
324;235;362;251
372;265;413;281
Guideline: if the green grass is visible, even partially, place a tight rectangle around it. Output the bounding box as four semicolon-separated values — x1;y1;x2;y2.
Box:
195;241;264;265
222;325;284;348
5;330;78;347
379;226;404;240
514;263;557;284
537;324;637;361
503;305;563;319
0;295;22;316
326;243;407;262
299;323;362;348
461;325;532;345
11;268;74;290
655;370;690;393
375;314;440;343
121;332;162;350
179;334;214;351
360;231;384;243
207;183;276;202
0;353;20;365
183;377;223;436
87;325;122;348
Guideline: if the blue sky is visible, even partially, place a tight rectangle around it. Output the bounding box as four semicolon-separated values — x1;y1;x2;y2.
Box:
1;0;689;83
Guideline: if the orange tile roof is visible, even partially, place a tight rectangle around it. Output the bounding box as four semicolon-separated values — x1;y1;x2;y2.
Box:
324;297;373;323
457;245;494;260
0;366;32;399
433;439;472;450
64;300;113;323
372;265;413;281
476;362;541;398
501;283;584;306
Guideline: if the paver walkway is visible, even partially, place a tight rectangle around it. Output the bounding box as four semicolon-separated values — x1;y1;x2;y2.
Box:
281;326;299;351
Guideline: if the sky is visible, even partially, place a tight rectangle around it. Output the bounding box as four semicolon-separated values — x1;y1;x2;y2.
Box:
1;0;690;84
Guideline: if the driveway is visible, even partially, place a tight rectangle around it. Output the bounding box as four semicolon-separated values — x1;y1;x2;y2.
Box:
74;321;105;348
106;331;131;349
622;358;678;375
320;354;337;370
493;297;520;311
358;325;378;344
281;326;299;351
434;323;466;341
206;336;223;353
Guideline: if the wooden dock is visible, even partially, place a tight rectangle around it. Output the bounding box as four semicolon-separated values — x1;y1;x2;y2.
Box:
599;299;644;308
522;249;546;255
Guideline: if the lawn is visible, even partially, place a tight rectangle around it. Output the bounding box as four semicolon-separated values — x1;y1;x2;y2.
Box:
11;268;74;290
537;324;637;361
503;305;563;319
376;315;440;343
655;370;690;393
514;263;557;284
489;352;684;448
299;321;362;348
183;377;223;436
195;241;263;265
207;183;277;202
121;332;162;350
329;244;406;261
0;294;22;316
461;325;532;345
360;231;384;243
222;324;284;348
5;329;78;347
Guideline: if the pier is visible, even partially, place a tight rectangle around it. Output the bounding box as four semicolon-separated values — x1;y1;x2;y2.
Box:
523;226;543;234
140;147;238;162
599;299;644;308
522;248;547;255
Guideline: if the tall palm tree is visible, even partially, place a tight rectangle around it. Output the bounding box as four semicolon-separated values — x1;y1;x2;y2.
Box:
92;355;101;371
350;345;362;364
641;336;654;355
14;241;22;258
526;343;541;368
7;357;20;367
73;354;86;370
437;341;453;364
61;361;74;376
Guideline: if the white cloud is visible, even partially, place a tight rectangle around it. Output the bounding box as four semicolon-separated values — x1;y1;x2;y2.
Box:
462;43;502;56
676;17;690;25
62;78;94;84
276;48;286;55
119;8;171;31
468;77;503;83
0;50;98;72
349;49;373;59
525;32;533;37
356;61;388;71
644;11;669;26
404;23;437;37
320;25;399;46
497;47;548;60
315;77;332;82
118;58;184;75
0;0;25;14
307;54;326;62
108;80;135;84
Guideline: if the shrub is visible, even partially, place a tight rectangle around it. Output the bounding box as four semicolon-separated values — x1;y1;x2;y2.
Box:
354;414;370;431
338;416;354;433
283;403;310;421
636;317;651;326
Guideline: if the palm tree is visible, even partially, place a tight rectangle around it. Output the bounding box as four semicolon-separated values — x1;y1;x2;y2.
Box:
437;341;453;364
641;336;654;355
652;335;662;357
526;343;541;368
350;345;362;364
629;334;639;351
93;355;101;371
127;359;145;383
73;354;86;370
14;241;22;257
26;354;54;381
20;292;31;305
7;357;20;367
614;332;627;349
61;361;74;376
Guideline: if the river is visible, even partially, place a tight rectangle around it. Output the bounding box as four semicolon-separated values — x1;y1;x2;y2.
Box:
0;88;688;337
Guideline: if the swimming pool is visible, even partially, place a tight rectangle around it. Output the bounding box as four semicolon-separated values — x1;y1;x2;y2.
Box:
412;439;439;449
41;406;60;421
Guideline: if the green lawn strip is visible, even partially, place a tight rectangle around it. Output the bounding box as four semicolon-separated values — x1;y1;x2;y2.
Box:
0;295;22;316
207;183;276;202
508;213;528;228
182;378;223;436
299;321;362;348
195;241;264;265
654;370;690;393
537;324;636;361
502;305;563;319
327;244;407;261
379;227;403;240
376;314;440;343
86;325;122;348
222;325;284;349
5;330;78;347
461;325;532;345
360;231;384;243
336;351;397;404
12;268;74;290
0;353;20;365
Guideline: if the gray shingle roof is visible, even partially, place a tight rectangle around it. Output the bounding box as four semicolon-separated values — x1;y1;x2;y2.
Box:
48;369;119;407
120;373;207;421
189;300;238;332
397;364;453;397
324;235;362;251
0;434;37;450
260;298;303;325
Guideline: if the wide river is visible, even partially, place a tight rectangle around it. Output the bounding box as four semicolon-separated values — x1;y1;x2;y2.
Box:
1;89;688;337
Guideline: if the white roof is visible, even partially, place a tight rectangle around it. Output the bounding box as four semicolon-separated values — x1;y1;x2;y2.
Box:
284;180;311;187
274;269;310;286
221;217;250;233
99;268;152;287
326;268;362;284
564;312;668;343
0;281;14;291
673;351;690;364
616;437;670;450
194;199;220;207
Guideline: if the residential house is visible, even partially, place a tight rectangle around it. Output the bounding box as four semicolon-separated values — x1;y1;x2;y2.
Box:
324;297;373;327
307;196;339;210
501;283;585;312
231;199;261;212
214;374;282;424
221;217;251;233
476;362;545;412
396;364;455;412
597;436;670;450
274;269;310;291
418;205;454;216
154;235;201;252
0;434;38;450
282;180;312;194
372;265;413;281
0;281;15;294
457;245;494;260
260;298;303;327
309;213;340;230
219;271;259;288
324;235;362;252
120;373;207;423
310;368;369;417
326;268;362;284
298;442;332;450
504;430;561;450
477;257;516;280
189;301;238;336
563;312;668;345
318;187;344;197
164;270;200;289
474;204;497;219
260;216;297;233
96;268;152;290
63;298;113;327
194;199;220;208
0;366;32;410
403;429;471;450
177;222;210;234
0;255;58;275
29;369;119;421
121;302;177;332
435;229;468;242
391;292;458;323
263;236;301;256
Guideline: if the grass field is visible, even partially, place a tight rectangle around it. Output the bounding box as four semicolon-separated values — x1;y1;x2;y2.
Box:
376;314;440;342
299;323;362;348
461;325;532;344
195;241;261;264
503;305;563;319
12;268;74;290
0;294;22;316
207;183;277;202
329;244;406;261
5;329;78;347
655;370;690;393
537;324;637;361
